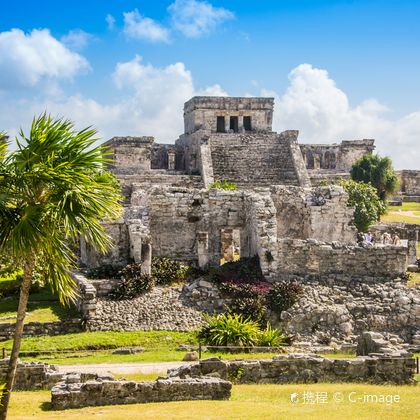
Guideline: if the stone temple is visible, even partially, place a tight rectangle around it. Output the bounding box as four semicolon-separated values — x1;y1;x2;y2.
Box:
80;96;416;280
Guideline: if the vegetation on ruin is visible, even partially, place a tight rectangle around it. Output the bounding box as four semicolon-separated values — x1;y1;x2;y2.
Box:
197;313;288;348
151;256;189;285
105;257;191;299
0;114;123;417
208;179;238;191
350;154;399;201
340;179;387;231
7;383;420;419
266;280;304;315
206;257;304;327
108;264;155;300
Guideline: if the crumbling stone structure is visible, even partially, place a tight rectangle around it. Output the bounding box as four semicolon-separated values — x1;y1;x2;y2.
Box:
397;170;420;201
168;354;416;385
80;96;409;282
0;359;63;390
51;375;231;409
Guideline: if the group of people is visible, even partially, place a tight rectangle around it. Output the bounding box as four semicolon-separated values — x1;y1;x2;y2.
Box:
361;231;401;247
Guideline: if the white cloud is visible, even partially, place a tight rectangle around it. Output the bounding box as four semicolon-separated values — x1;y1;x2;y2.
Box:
0;56;226;144
266;63;420;169
123;9;170;43
106;14;116;31
61;29;92;50
0;28;90;90
1;56;419;169
168;0;234;38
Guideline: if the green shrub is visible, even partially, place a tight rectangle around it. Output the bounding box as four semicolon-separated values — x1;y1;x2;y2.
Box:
208;180;238;191
151;257;189;285
266;280;303;315
86;264;124;280
258;323;287;347
197;313;260;347
340;179;387;232
108;264;154;300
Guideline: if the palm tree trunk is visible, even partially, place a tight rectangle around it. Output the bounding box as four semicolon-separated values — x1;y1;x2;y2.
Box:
0;257;34;420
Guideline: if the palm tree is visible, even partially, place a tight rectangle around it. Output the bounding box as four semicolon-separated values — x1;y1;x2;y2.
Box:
0;115;122;419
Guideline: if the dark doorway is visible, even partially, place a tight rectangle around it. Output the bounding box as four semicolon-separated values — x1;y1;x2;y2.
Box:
230;116;239;133
216;116;225;133
243;116;252;131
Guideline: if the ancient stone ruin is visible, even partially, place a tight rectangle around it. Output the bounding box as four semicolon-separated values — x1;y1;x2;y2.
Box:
74;96;419;346
79;96;416;275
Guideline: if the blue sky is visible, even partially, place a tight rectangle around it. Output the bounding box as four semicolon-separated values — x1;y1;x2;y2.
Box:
0;0;419;168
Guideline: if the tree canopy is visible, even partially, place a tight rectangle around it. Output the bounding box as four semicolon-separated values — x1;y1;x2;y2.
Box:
350;154;399;201
0;114;123;419
340;179;386;232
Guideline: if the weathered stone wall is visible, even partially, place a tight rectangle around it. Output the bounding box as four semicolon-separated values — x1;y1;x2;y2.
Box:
104;137;154;174
0;319;82;341
308;170;350;186
369;222;419;263
281;278;420;343
86;285;204;331
271;185;357;243
300;139;375;171
80;222;130;268
209;131;309;187
51;376;232;409
397;170;420;196
149;188;250;264
168;354;416;385
0;359;63;390
183;96;274;135
277;239;407;280
72;272;97;319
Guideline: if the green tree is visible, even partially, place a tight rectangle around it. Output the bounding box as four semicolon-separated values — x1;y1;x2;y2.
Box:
0;115;122;419
350;154;399;201
340;179;386;232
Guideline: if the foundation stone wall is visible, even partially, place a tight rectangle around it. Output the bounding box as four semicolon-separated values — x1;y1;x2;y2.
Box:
277;239;407;280
0;359;63;390
51;376;232;409
168;354;416;385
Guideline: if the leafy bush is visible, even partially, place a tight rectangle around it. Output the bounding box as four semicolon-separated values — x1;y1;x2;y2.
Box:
197;313;260;347
350;154;399;201
266;280;304;315
340;179;387;232
258;323;288;347
207;257;270;323
108;264;154;300
208;179;238;191
151;257;189;285
86;264;124;280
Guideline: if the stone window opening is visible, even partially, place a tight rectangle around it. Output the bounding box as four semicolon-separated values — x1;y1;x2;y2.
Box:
243;116;252;131
220;228;241;265
216;116;225;133
230;116;239;133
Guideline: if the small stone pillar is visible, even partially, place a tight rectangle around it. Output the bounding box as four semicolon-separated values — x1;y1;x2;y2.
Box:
128;223;143;264
197;232;209;269
168;150;176;171
141;243;152;275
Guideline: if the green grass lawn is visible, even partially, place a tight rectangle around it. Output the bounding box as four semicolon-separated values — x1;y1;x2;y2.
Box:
0;329;362;365
0;288;79;323
408;272;420;287
8;383;419;420
382;202;420;224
